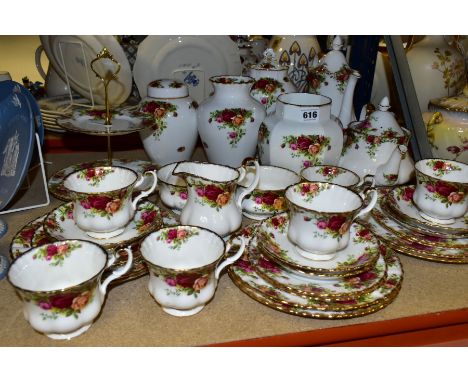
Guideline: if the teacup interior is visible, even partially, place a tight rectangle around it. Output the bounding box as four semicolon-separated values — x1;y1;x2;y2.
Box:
416;159;468;183
141;226;224;269
238;166;300;190
173;162;239;183
8;241;106;292
286;183;362;213
64;166;137;193
301;166;359;187
158;163;187;187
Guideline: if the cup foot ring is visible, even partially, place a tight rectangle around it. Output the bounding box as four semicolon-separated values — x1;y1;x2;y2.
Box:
85;228;125;239
46;324;92;340
162;305;205;317
293;246;337;261
419;211;455;225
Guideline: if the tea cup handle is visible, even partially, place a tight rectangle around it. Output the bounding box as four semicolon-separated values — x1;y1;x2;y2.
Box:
99;247;133;295
236;160;260;209
131;170;158;210
354;189;378;221
355;175;375;197
215;237;246;279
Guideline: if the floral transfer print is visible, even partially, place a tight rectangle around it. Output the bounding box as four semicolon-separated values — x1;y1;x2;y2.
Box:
352;228;374;244
29;290;94;320
211;77;253;85
33;242;82;266
432;48;465;95
157;270;209;297
169;188;188;201
303;213;352;240
77;108;118;120
78;188;130;219
265;214;288;234
281;135;331;168
306;64;354;93
426;159;462;177
445;137;468;161
44;203;73;233
208;108;254;147
394;185;415;202
76;167;114;187
314;166;346;182
251;78;285;110
294;182;326;202
193;182;233;211
342;119;408;158
135;203;159;233
418;174;465;206
249;191;285;212
139;100;178;139
156;227;199;250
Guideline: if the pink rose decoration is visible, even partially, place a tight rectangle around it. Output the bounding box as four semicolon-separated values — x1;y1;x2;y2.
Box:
261;98;267;105
317;221;328;229
179;191;188;200
165;277;177;287
303;161;311;168
167;229;178;242
38;301;52;310
290;143;298;150
426;184;436;193
255;196;263;204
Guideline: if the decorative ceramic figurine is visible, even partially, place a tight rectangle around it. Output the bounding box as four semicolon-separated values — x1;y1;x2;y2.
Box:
237;164;301;220
406;35;466;113
173;161;260;238
423;85;468;163
138;79;198;167
63;166;157;238
258;93;343;174
197;75;266;167
306;36;361;128
268;35;321;91
7;240;132;339
137;226;246;316
339;97;414;186
413;159;467;224
248;49;297;115
285;182;378;260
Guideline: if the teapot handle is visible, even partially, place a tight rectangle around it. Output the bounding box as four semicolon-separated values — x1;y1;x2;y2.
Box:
236;160;260;209
215;237;246;279
131;170;158;210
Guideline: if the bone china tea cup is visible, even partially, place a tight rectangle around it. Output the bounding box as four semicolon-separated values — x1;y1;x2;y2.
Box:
63;166;157;238
157;162;188;214
7;240;132;340
413;159;468;224
237;165;301;218
136;225;246;317
285;182;378;260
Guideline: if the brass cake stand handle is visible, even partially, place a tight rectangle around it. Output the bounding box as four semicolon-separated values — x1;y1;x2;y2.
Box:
90;48;121;164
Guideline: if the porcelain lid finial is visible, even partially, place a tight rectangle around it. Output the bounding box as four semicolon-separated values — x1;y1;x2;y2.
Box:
263;48;275;63
378;96;391;111
332;36;343;51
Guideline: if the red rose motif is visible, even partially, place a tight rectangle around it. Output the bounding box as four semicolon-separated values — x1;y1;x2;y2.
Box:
397;136;407;145
433;161;445;170
366;135;375;143
434;181;457;197
447;146;461;154
296;136;312;151
221;109;236;123
327;215;347;232
258;257;279;273
357;229;370;237
175;273;198;288
358;271;376;282
46;245;58;257
402;187;415;201
236;259;253;273
143;101;158;113
254;79;268;90
143;210;156;225
167;229;178;241
261;192;279;206
86;168;95;179
20;228;36;241
204;185;224;201
88;195;113;210
50;293;77;309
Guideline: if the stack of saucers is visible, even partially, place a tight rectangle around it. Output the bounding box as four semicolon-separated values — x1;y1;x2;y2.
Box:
38;95;87;133
361;186;468;264
228;213;403;319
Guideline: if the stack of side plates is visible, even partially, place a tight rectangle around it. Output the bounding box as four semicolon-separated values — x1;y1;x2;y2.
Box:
38;95;87;133
360;187;468;263
228;213;403;319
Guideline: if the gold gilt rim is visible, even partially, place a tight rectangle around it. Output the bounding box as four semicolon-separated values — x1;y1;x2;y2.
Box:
228;267;401;319
43;201;163;251
56;118;147;136
373;207;468;256
256;233;379;278
359;220;468;264
374;205;468;249
384;193;468;237
250;241;388;302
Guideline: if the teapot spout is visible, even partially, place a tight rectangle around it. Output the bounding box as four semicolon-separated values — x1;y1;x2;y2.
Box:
374;145;408;186
337;70;361;129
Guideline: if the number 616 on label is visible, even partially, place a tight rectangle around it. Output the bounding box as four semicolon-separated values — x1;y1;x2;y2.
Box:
301;108;319;121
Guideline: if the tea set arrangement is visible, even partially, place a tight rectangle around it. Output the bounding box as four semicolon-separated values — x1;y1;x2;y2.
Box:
4;35;468;341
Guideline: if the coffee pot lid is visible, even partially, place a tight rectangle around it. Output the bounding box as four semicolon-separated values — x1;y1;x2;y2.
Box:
249;48;288;71
429;84;468;113
147;79;188;98
319;36;348;72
